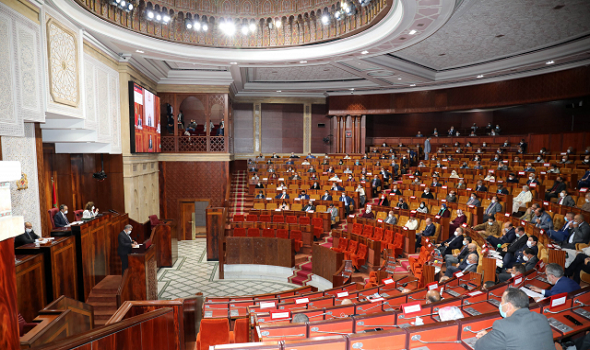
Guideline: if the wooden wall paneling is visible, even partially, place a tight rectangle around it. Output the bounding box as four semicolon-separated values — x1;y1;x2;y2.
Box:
206;208;225;261
0;238;20;350
360;115;366;153
528;134;552;153
36;124;51;237
224;237;294;267
311;244;343;284
179;200;195;241
331;115;339;153
233;103;255;154
159;162;167;221
155;223;178;267
128;245;158;301
281;104;304;153
140;311;174;350
70;155;84;212
311;104;331;154
15;253;47;323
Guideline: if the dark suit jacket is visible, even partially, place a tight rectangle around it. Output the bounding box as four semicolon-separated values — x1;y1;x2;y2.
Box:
525;255;539;271
431;182;442;187
14;230;40;247
562;221;590;249
484;202;502;217
53;211;69;228
371;179;382;188
548;181;566;194
321;195;332;201
302;204;316;212
475;185;488;192
299;195;310;200
381;171;392;180
255;194;265;199
421;224;436;237
497;188;509;195
421;192;434;199
333;185;345;191
275;194;290;199
500;228;516;244
442;234;464;251
377;198;389;206
340;196;354;207
117;231;133;256
397;202;409;209
506;235;528;255
255;184;264;188
475;309;554;350
544;277;581;297
558;196;576;207
310;184;321;190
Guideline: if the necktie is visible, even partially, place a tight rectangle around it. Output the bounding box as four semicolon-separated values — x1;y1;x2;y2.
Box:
64;212;69;224
25;231;31;241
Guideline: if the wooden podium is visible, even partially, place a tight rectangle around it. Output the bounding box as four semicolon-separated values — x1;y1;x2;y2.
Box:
206;207;226;261
128;244;158;301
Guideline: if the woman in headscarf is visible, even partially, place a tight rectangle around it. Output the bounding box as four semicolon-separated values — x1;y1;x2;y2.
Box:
449;209;467;235
437;203;451;218
449;170;460;179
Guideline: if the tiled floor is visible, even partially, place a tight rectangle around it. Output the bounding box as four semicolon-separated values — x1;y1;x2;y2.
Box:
157;239;299;300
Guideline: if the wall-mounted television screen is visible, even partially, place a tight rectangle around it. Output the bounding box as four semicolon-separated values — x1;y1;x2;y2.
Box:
129;82;161;153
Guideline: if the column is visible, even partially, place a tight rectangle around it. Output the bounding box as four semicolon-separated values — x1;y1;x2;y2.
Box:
303;103;312;154
340;116;346;154
253;103;262;154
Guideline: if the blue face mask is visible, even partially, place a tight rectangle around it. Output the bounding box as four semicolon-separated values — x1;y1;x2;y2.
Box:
499;303;507;318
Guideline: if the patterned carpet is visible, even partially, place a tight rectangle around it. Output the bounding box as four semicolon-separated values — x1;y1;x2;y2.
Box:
229;170;248;217
157;239;299;299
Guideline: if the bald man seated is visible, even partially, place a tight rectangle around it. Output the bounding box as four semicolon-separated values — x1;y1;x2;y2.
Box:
425;290;441;304
14;222;40;248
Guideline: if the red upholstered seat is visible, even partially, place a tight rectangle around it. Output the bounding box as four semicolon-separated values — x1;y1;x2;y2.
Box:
372;227;384;241
352;243;368;270
332;238;349;253
313;227;323;240
381;230;393;247
148;214;160;226
74;210;84;221
312;218;323;228
286;216;298;224
233;228;246;237
48;208;59;229
233;318;249;343
262;228;275;238
273;215;284;223
299;217;311;225
259;215;272;222
247;228;260;237
352;223;363;235
246;214;258;222
290;230;303;252
389;232;404;256
233;214;245;222
196;318;234;350
277;229;289;239
344;240;359;260
362;225;374;238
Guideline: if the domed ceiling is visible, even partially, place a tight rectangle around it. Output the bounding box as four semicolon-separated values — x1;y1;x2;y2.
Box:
51;0;590;97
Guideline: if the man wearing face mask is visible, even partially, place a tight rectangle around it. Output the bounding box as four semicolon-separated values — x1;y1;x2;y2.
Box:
340;193;354;216
255;190;265;199
524;163;535;172
360;206;375;219
560;214;590;249
377;193;389;206
275;190;290;199
557;190;575;207
473;216;501;239
456;179;466;189
529;263;580;298
512;186;532;214
53;204;70;228
503;234;538;269
118;224;137;274
421;187;434;200
437;227;465;257
370;175;382;196
14;222;41;248
385;210;397;225
526;174;539;186
475;180;487;192
467;193;481;206
482;196;502;222
396;198;409;210
546;212;574;242
487;222;515;248
445;238;473;267
545;177;566;201
581;193;590;212
534;155;545;163
445;252;478;277
531;208;553;231
445;191;457;203
496;183;509;195
416;218;436;250
498;263;526;284
578;168;590;189
321;191;332;201
474;288;553;350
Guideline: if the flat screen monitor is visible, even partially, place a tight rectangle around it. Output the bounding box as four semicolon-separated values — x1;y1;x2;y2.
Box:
129;82;161;153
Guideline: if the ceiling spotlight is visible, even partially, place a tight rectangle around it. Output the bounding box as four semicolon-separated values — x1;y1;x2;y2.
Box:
249;23;257;32
300;60;307;64
185;18;193;29
361;50;369;54
120;0;125;6
194;21;201;30
276;20;281;28
546;60;555;65
409;29;417;35
321;15;330;25
127;3;133;10
476;74;484;78
221;20;235;35
163;15;170;23
398;78;402;80
156;13;162;21
135;49;144;53
147;11;154;19
410;84;416;87
334;11;341;19
349;88;354;91
241;25;249;35
268;21;273;29
202;23;208;31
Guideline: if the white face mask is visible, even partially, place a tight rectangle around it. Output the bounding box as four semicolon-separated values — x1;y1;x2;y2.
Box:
283;191;287;194
463;241;467;246
560;193;566;197
25;228;32;233
523;255;529;262
471;196;475;200
126;230;132;235
420;204;425;208
492;199;496;203
586;199;590;203
424;190;429;194
488;221;494;226
526;241;533;248
64;210;68;214
454;231;460;237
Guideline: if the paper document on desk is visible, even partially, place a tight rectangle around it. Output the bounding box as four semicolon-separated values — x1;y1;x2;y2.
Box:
520;287;544;299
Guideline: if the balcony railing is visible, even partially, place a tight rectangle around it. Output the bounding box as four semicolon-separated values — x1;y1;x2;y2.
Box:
161;136;226;153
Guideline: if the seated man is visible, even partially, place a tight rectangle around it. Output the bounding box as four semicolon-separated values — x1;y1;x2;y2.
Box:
255;190;265;199
547;212;574;242
557;190;575;207
298;190;310;200
302;200;316;212
545;176;566;201
467;193;481;206
473;216;501;240
529;263;580;298
396;198;409;209
474;288;553;350
524;163;535;172
445;190;458;203
321;190;332;201
503;234;538;270
421;187;435;199
520;203;540;221
385;211;397;225
578;169;590;189
377;193;389;206
370;175;382;196
526;174;540;186
306;153;316;159
271;152;280;158
445;253;478;277
565;250;590;284
54;204;70;228
512;185;532;213
487;221;515;248
482;196;502;222
445;239;474;267
581;193;590;212
307;166;316;173
404;213;419;230
328;203;339;226
289;152;299;158
416;218;435;250
498;262;526;284
290;172;302;180
14;222;40;248
340;193;354;216
255;181;264;189
331;183;344;191
438;227;465;257
506;173;519;184
530;207;553;231
431;178;442;187
475;180;487;192
560;214;590;249
425;290;441;304
360;206;375;219
275;190;290;200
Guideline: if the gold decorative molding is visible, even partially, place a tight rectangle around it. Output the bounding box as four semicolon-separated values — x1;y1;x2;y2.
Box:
156;84;231;94
234;96;326;104
46;17;79;107
0;0;40;23
83;42;118;70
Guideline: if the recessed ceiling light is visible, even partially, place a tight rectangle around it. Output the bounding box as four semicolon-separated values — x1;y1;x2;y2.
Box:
410;84;416;87
546;60;555;65
361;50;369;55
477;74;484;78
230;62;237;65
300;60;307;64
276;90;282;93
398;78;402;80
349;88;355;91
135;50;144;53
409;29;417;35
